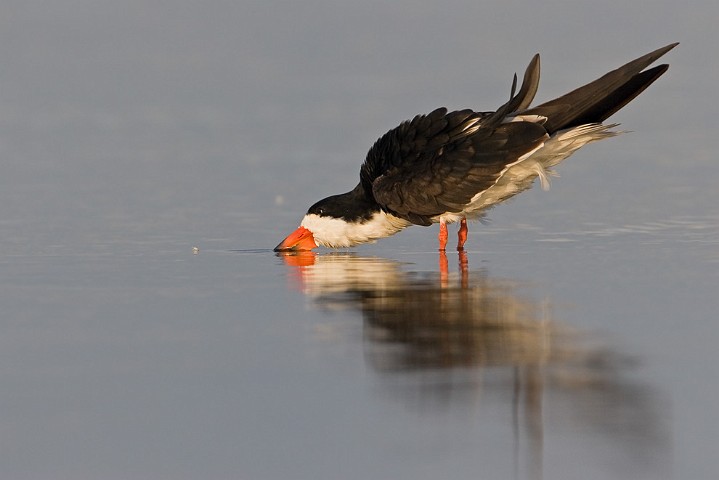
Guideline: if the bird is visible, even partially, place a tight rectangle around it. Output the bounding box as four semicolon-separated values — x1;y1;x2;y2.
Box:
275;43;677;252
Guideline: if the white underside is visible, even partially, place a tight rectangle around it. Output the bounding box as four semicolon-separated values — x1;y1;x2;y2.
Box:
434;121;620;225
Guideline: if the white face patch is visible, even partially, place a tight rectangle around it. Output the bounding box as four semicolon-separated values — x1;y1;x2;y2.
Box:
300;212;411;248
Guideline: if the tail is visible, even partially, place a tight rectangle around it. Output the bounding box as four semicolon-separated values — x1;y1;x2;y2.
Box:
521;43;678;134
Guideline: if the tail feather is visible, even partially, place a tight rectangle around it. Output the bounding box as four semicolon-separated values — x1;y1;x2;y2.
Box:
482;54;541;130
522;43;678;134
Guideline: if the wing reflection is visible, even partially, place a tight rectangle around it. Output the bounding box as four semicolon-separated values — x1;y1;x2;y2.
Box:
277;251;669;478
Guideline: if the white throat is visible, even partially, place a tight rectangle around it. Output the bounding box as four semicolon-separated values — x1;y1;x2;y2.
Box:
301;212;411;248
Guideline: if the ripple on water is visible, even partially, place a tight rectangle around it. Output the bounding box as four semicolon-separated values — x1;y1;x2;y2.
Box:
534;215;719;250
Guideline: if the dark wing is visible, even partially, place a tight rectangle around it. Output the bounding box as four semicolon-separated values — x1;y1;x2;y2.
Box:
361;55;547;226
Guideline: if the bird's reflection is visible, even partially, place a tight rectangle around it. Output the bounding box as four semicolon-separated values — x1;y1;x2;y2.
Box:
277;251;669;479
281;251;584;372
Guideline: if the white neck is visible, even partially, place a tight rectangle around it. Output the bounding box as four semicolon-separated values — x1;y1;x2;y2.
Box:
301;212;411;248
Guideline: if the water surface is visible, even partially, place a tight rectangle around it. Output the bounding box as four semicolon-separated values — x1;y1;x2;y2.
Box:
1;2;717;479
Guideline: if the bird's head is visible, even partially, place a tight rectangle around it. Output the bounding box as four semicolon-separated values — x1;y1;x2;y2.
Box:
274;195;353;251
274;191;406;251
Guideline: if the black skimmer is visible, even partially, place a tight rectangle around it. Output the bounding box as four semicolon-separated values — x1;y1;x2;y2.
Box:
275;43;677;252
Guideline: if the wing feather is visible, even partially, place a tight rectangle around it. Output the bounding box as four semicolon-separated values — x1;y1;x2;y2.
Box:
361;54;547;225
368;118;548;223
354;45;675;228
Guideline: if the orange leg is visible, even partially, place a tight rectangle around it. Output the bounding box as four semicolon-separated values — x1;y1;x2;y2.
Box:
457;218;468;251
438;221;448;251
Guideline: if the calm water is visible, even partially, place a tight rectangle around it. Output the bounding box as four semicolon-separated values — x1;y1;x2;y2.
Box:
1;2;718;479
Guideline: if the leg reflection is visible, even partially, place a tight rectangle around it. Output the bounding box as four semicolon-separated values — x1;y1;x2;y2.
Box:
458;249;468;288
439;250;449;287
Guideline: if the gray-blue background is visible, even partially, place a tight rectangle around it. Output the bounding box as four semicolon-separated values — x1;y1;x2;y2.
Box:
1;1;716;479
